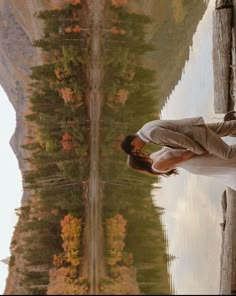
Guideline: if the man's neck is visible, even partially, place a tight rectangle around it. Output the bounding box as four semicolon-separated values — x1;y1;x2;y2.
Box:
136;131;149;143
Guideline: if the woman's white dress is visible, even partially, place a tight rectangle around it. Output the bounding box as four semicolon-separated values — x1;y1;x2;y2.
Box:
150;148;236;191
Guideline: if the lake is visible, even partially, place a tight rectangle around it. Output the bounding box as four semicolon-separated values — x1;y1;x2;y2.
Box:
151;0;235;294
102;0;227;294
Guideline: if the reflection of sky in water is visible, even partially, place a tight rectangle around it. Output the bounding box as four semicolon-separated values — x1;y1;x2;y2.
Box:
151;0;235;294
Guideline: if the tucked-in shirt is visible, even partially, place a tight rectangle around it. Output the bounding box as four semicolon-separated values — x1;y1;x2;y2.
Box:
136;117;207;155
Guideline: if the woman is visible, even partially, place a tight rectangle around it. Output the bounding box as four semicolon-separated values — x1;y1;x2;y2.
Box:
127;147;236;191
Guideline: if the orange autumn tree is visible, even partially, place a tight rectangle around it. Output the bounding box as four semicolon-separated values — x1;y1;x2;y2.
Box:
65;25;87;33
59;88;83;108
116;89;129;104
54;68;65;80
66;0;81;5
111;26;126;35
61;132;75;151
111;0;127;8
60;87;74;103
47;215;88;295
53;214;82;267
61;214;81;266
105;89;129;109
106;214;128;266
47;268;88;295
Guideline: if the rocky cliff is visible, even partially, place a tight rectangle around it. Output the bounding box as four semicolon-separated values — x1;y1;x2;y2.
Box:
0;0;207;199
0;0;57;204
0;3;46;293
0;3;61;294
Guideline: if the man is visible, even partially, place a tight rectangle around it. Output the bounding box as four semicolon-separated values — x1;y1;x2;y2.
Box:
121;115;236;160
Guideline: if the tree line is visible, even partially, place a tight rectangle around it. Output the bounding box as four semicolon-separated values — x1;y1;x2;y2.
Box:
7;1;89;294
100;3;172;295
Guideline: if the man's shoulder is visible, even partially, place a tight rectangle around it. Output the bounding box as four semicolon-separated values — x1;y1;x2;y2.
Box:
141;120;162;129
137;120;162;141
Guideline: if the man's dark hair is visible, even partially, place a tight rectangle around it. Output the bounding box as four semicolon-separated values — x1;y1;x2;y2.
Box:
120;134;137;154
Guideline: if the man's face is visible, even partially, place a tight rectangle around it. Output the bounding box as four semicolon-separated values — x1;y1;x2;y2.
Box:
130;136;145;154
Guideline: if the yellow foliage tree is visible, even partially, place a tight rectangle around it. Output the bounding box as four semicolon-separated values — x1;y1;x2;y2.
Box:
47;267;88;295
60;214;81;266
47;215;87;295
106;214;127;266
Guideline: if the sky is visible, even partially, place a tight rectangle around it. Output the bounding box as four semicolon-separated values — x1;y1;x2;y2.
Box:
0;85;23;294
152;0;236;294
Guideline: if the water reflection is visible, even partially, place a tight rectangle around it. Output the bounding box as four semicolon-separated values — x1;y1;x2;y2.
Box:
151;0;234;294
102;0;208;294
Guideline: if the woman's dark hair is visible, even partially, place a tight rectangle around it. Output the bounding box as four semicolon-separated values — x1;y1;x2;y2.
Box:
127;153;178;177
120;134;137;154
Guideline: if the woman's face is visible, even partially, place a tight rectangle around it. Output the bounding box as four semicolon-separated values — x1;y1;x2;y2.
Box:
128;153;156;176
133;151;153;165
141;152;153;162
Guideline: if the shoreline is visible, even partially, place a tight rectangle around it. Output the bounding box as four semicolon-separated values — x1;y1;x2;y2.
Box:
213;0;236;294
220;188;236;294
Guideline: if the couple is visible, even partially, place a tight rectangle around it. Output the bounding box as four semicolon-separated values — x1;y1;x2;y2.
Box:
121;112;236;191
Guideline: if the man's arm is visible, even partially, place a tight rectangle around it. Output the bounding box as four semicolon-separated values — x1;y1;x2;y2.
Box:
151;128;207;155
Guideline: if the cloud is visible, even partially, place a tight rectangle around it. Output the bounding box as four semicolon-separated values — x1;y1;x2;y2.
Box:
152;171;224;294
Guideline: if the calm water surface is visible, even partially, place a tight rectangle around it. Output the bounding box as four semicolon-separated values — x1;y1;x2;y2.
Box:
152;0;235;294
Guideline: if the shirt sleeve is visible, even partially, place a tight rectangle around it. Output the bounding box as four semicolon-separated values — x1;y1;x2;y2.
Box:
136;130;150;143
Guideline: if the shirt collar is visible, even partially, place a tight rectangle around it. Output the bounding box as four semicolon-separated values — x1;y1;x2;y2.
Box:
136;131;150;143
